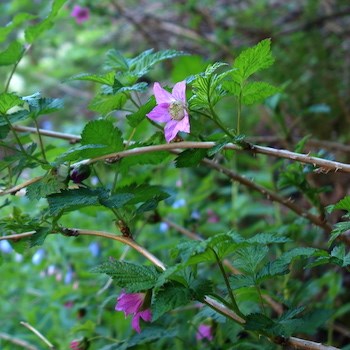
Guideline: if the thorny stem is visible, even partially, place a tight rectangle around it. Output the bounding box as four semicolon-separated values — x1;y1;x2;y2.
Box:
212;248;245;319
2;113;27;155
237;89;242;134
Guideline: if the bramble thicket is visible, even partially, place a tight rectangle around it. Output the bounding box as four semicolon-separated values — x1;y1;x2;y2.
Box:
1;1;350;349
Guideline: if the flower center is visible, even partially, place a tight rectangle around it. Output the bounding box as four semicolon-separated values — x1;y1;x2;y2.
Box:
168;101;185;121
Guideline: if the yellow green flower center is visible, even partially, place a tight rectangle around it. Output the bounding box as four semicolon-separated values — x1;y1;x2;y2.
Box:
169;101;185;121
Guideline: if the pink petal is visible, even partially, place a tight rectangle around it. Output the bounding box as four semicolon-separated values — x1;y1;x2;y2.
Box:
172;81;186;102
174;112;190;133
196;324;213;341
115;293;143;316
146;104;172;123
131;313;142;333
153;83;174;104
139;309;152;322
164;120;179;143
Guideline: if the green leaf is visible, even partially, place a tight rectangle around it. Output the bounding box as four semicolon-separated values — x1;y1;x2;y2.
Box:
0;13;36;43
207;139;229;156
152;284;192;321
25;0;67;43
92;261;159;292
123;327;178;349
175;148;207;168
244;313;275;332
0;109;30;126
190;62;234;109
246;233;291;244
104;49;130;71
47;188;109;215
29;227;50;247
233;38;275;84
128;49;187;77
234;246;269;274
88;93;127;115
67;71;116;86
126;98;155;127
26;171;67;200
329;221;350;245
0;93;23;114
24;93;64;118
230;274;256;290
99;193;135;209
333;195;350;212
0;125;10;139
241;81;280;105
0;41;23;66
81;119;124;152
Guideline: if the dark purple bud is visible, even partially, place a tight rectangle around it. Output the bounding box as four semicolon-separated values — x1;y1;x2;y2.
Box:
70;164;91;184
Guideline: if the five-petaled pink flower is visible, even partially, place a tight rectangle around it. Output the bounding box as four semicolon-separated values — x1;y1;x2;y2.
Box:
115;292;152;333
146;81;190;143
196;324;213;341
71;5;90;24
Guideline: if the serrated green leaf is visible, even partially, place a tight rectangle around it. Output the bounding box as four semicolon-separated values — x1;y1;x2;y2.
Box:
0;109;30;126
67;71;116;86
329;221;350;245
47;188;109;215
128;49;187;77
0;41;23;66
230;274;255;290
207;139;229;156
54;144;107;163
104;49;129;71
152;284;192;321
241;81;280;105
234;246;269;274
29;227;50;247
124;327;178;349
81;119;124;152
99;193;135;209
126;98;156;127
247;233;291;244
244;313;275;332
23;93;64;118
233;39;274;84
26;171;66;200
190;63;233;109
175;148;207;168
88;93;127;115
333;196;350;212
92;261;159;292
0;93;23;115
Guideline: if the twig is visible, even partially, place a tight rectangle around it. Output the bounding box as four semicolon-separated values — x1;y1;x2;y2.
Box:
0;332;38;350
0;176;43;196
13;125;81;143
200;157;333;234
81;142;350;173
285;337;339;350
20;322;55;349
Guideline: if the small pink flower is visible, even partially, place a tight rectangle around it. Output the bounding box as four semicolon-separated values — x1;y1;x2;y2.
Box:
71;5;90;24
196;324;213;341
207;209;220;223
115;292;152;333
70;338;89;350
146;81;190;143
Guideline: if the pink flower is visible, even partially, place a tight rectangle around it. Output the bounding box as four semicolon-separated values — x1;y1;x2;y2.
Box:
115;292;152;333
196;324;213;341
71;5;90;24
70;339;87;350
207;209;220;223
146;81;190;143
